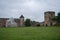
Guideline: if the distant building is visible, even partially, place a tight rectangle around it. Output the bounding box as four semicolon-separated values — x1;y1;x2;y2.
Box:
0;15;24;27
44;11;55;26
0;11;58;27
31;21;40;26
6;17;17;27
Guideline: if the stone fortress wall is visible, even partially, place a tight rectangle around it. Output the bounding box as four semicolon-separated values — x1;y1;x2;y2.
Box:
0;11;57;27
0;15;24;27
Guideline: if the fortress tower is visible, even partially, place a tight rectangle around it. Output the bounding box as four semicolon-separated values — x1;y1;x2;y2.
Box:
19;15;24;27
44;11;55;26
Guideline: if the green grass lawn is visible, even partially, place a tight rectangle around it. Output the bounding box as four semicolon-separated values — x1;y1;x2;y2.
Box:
0;27;60;40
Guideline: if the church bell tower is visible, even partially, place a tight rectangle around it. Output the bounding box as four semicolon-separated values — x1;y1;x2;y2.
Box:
19;15;24;27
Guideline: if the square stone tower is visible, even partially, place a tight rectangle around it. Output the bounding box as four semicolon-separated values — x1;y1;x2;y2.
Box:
19;15;24;27
44;11;55;26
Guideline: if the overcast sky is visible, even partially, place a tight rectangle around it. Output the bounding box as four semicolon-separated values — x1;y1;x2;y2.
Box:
0;0;60;22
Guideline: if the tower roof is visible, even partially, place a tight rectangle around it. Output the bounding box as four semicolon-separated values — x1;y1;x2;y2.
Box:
20;15;24;18
45;11;55;13
44;11;55;15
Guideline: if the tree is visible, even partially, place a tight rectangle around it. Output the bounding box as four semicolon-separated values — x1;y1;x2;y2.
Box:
57;12;60;23
52;16;57;21
52;12;60;23
36;24;40;27
25;19;31;26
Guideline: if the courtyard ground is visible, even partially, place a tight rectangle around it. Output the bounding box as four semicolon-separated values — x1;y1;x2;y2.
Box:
0;27;60;40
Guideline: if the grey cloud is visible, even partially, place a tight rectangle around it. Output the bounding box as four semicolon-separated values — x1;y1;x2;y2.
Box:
0;0;60;22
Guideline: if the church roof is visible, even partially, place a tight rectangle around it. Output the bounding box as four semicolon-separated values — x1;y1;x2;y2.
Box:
20;15;24;18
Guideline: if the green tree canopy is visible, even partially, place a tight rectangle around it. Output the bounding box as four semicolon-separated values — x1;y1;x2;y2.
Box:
57;12;60;23
52;12;60;23
25;19;31;26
